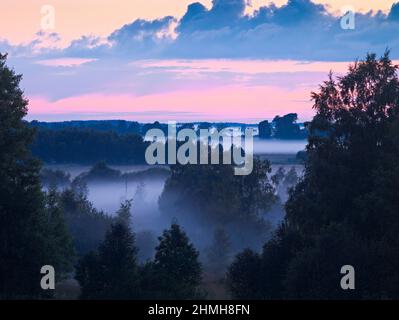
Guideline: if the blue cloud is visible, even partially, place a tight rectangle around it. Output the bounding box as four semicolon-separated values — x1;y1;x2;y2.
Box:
388;2;399;20
171;0;399;60
178;0;246;33
2;0;399;61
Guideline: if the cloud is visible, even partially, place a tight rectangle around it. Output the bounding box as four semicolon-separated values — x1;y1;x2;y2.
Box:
167;0;399;60
2;0;399;61
106;16;177;58
388;2;399;20
35;58;97;67
178;0;246;33
0;31;63;58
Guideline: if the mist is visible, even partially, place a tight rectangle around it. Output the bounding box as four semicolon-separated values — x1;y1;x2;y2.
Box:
42;161;303;267
253;138;307;155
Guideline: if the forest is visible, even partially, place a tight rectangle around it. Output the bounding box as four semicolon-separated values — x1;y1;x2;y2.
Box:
29;114;307;165
1;51;399;299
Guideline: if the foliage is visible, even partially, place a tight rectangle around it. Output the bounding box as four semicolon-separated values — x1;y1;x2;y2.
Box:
273;113;307;140
226;249;262;299
77;222;203;300
59;186;115;256
116;199;133;227
228;52;399;299
43;188;76;277
76;222;139;299
258;120;272;139
141;224;203;299
0;53;73;298
159;159;276;249
30;127;149;165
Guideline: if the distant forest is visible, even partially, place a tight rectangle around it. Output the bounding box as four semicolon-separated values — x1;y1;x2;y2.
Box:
29;116;307;139
29;114;307;164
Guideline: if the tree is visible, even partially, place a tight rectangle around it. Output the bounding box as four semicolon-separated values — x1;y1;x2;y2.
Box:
59;186;114;256
226;249;262;299
228;52;399;299
43;188;75;278
116;199;133;227
159;159;276;249
273;113;306;139
0;53;73;298
30;128;149;165
283;167;299;188
258;120;272;139
271;167;286;189
148;223;203;299
76;221;139;299
74;251;103;299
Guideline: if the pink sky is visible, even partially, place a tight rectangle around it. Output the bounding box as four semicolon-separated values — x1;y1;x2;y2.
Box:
25;59;354;122
28;85;312;122
4;1;398;123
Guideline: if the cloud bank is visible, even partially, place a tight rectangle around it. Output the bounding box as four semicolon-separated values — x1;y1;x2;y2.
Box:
2;0;399;61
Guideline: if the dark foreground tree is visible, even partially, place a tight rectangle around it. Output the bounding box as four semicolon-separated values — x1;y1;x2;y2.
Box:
226;249;262;299
76;218;139;299
0;53;73;298
140;224;203;299
228;52;399;299
43;188;75;277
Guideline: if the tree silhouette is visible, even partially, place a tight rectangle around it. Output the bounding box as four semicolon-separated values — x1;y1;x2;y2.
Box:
258;120;272;139
149;224;203;299
227;249;262;299
116;199;133;227
228;51;399;299
76;221;139;299
0;53;73;298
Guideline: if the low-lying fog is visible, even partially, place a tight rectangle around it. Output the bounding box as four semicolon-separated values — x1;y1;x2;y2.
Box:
44;142;305;263
45;162;303;221
86;179;166;231
253;138;307;154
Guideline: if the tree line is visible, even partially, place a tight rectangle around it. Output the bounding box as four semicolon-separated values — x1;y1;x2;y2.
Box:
30;128;149;165
258;113;308;140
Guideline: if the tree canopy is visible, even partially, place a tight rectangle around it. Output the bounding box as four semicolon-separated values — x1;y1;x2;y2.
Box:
0;53;74;298
228;51;399;299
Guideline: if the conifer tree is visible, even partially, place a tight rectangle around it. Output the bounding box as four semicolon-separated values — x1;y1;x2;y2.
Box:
0;53;73;298
152;223;202;299
76;203;139;299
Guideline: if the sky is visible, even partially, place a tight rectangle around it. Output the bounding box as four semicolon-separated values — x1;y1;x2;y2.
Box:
1;0;399;122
